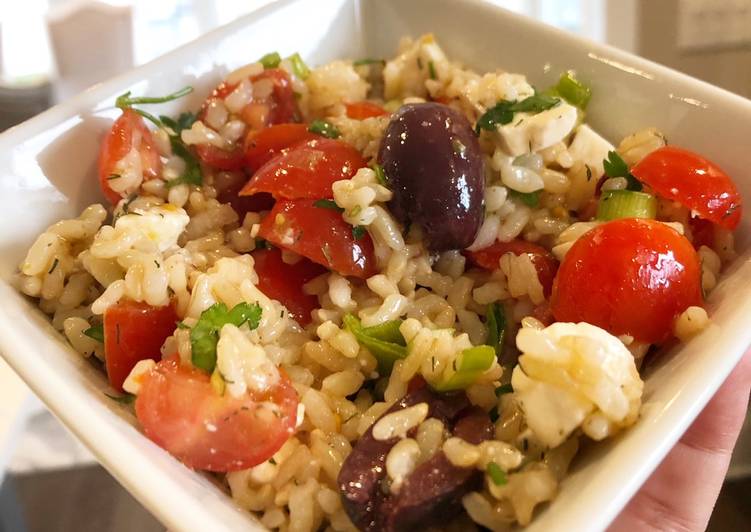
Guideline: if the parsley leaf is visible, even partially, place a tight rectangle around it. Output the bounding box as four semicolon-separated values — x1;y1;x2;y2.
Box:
486;303;506;358
475;93;561;134
104;392;135;405
308;119;341;139
313;199;344;212
159;112;197;135
352;225;367;240
509;189;541;208
83;324;104;343
603;151;642;191
371;163;388;186
190;302;262;373
428;60;437;80
166;138;202;188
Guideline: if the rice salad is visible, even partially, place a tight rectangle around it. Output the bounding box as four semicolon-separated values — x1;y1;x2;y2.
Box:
17;34;742;531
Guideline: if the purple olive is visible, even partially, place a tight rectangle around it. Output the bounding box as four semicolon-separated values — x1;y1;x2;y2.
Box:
337;383;493;532
378;103;485;251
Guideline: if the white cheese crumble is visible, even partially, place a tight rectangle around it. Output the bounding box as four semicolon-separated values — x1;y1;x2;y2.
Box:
512;322;644;448
216;324;280;398
122;359;156;395
497;102;579;156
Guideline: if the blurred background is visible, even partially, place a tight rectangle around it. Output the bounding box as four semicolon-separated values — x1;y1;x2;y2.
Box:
0;0;749;530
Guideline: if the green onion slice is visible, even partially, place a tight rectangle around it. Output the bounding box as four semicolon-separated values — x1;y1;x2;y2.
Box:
487;462;508;485
596;190;657;221
286;52;310;79
554;71;591;110
432;345;495;392
343;314;406;374
259;51;282;69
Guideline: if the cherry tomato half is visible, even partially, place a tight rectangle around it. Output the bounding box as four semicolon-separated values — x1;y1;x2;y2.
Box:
631;146;742;230
258;199;377;279
243;123;317;175
252;247;326;325
98;109;161;204
345;101;388;120
466;239;559;297
550;218;703;344
103;300;178;392
135;357;298;472
240;138;366;200
196;69;301;171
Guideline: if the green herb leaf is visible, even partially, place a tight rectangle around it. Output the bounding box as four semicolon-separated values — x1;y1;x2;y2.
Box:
487;462;508;486
495;383;513;396
47;258;59;274
486;303;506;358
432;345;496;392
475;101;514;134
255;238;270;250
603;151;642;191
512;92;560;114
603;151;629;178
428;60;437;80
343;314;406;375
352;225;367;240
165;135;203;188
159;112;197;135
509;189;541;208
175;321;190;330
372;163;388;186
83;324;104;343
104;392;135;405
353;58;385;66
107;173;121;180
554;70;591;110
286;52;310;79
308;119;341;139
259;51;282;69
115;86;193;109
191;302;262;373
313;199;344;212
475;93;561;134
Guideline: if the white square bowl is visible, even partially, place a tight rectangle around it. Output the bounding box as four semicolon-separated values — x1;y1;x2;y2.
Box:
0;1;750;530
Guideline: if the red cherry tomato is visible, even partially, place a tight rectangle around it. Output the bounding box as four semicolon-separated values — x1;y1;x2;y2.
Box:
243;123;317;174
135;357;298;472
688;216;715;249
258;199;377;278
240;138;366;200
194;144;246;171
466;240;559;297
345;101;388;120
98;109;161;204
252;247;326;325
196;69;301;171
550;218;703;344
203;68;300;127
631;146;742;230
103;300;178;392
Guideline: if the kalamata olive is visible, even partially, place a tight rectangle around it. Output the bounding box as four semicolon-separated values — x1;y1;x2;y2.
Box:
337;381;493;532
378;103;485;251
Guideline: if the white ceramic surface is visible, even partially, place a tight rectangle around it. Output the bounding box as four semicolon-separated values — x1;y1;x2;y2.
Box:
0;1;749;531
